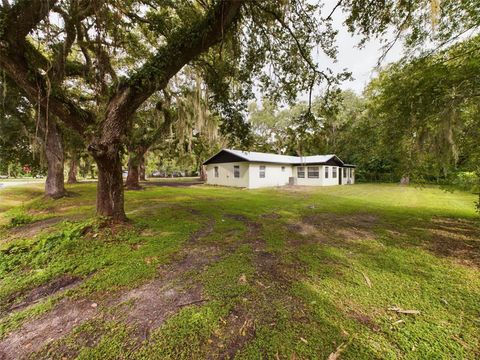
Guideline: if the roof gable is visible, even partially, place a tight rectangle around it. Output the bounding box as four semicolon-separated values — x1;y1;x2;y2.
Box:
203;150;248;165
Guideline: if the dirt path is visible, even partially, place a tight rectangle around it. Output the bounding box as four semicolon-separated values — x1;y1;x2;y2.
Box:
0;216;218;360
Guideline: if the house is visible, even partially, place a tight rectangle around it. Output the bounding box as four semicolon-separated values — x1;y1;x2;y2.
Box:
203;149;355;189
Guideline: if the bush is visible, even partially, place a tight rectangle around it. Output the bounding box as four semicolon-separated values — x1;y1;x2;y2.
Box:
451;171;479;192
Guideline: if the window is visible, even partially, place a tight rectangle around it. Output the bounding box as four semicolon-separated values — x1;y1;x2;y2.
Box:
281;166;285;172
332;167;337;178
214;166;219;178
343;168;347;178
234;165;240;178
308;166;319;178
324;166;329;178
259;166;266;178
350;168;354;178
297;167;305;178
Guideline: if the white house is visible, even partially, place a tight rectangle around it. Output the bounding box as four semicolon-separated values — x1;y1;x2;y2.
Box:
203;149;355;189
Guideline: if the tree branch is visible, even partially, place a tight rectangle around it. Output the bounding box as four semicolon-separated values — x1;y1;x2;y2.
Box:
0;0;58;44
97;0;244;146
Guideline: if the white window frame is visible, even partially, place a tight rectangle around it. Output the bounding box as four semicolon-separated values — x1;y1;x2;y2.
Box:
234;165;240;178
332;166;337;179
214;166;219;178
343;167;347;178
308;166;319;179
297;167;305;178
259;165;266;178
324;166;329;179
281;166;285;172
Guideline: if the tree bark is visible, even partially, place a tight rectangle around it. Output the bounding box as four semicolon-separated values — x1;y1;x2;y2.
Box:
199;165;207;181
125;148;146;190
43;118;66;198
400;175;410;185
67;155;78;184
93;149;127;222
125;157;141;190
139;156;146;181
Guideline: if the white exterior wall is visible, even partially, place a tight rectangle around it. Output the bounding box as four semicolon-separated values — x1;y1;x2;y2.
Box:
206;162;355;188
205;162;250;188
294;165;324;186
293;165;337;186
322;165;340;186
248;163;293;189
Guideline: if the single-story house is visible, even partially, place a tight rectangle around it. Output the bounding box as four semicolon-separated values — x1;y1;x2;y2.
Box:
203;149;355;189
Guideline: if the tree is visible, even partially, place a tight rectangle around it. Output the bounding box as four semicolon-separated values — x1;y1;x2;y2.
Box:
124;95;173;190
0;79;42;177
0;0;351;221
364;35;480;183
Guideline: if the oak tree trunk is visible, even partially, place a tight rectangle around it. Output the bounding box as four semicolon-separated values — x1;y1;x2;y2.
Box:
67;155;78;184
139;156;146;181
125;148;146;190
125;157;141;190
199;165;207;181
400;175;410;185
94;149;127;222
43;118;66;199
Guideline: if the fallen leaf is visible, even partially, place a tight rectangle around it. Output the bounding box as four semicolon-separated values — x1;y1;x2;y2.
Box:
328;342;347;360
300;337;308;344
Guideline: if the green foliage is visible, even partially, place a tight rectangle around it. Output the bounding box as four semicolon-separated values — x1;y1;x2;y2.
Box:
0;77;43;176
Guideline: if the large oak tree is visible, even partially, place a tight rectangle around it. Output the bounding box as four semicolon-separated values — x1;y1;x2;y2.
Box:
0;0;344;221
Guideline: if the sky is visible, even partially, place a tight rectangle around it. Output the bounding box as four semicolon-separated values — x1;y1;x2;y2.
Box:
318;0;404;94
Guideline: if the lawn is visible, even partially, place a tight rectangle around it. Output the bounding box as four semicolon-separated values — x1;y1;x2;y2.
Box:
0;182;479;359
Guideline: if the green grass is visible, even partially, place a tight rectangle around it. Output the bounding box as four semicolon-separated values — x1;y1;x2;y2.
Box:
0;182;479;359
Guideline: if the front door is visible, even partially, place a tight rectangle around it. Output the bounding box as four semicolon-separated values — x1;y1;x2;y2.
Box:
339;168;342;185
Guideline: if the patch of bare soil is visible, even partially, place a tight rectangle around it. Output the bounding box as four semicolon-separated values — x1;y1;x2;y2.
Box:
224;214;263;246
2;275;82;315
107;218;221;342
288;213;379;245
208;305;256;359
190;218;215;242
425;217;480;267
0;298;99;360
4;217;62;242
348;311;380;332
116;282;205;341
2;217;219;360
